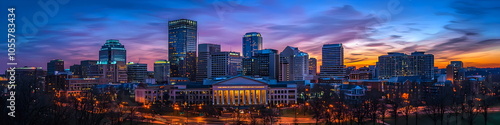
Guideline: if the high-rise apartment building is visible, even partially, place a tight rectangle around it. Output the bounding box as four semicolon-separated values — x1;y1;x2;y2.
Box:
320;44;346;78
377;52;434;80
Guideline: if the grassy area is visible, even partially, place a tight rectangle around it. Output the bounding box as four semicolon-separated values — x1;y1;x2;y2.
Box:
377;112;500;125
280;108;313;118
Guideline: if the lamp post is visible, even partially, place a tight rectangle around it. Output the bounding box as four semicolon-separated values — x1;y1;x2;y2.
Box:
294;104;298;125
184;102;189;124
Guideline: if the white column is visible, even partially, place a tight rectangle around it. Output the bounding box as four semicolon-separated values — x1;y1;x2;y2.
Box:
252;90;257;104
241;90;244;105
238;90;241;105
213;90;216;105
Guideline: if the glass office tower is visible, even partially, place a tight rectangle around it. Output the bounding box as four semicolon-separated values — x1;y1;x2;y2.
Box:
242;32;263;58
168;19;197;81
98;39;127;83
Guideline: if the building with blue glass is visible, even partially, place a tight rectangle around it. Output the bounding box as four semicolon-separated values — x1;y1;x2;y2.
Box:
98;39;127;83
168;19;198;81
242;32;263;58
320;44;346;78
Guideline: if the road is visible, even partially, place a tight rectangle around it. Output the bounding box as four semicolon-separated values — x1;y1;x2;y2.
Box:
138;105;500;124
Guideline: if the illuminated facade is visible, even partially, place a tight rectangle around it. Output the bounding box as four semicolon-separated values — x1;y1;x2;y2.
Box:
133;76;298;106
98;39;126;65
212;77;269;105
168;19;197;81
135;84;167;104
98;39;127;83
210;76;297;106
242;32;263;58
168;84;212;105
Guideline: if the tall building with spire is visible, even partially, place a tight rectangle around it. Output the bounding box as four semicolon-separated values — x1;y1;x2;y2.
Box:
242;32;263;58
98;39;127;83
168;19;197;81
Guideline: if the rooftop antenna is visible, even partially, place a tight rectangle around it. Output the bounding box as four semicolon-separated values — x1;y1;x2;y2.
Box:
138;58;144;64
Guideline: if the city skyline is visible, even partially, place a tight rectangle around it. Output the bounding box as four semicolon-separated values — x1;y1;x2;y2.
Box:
1;0;500;71
3;1;500;124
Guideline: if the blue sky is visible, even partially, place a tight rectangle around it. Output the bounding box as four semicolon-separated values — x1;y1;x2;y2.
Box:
1;0;500;71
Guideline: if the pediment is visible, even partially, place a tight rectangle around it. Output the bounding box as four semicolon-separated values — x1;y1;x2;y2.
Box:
213;76;268;86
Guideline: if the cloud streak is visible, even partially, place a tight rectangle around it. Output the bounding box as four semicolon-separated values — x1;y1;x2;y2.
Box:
1;0;499;71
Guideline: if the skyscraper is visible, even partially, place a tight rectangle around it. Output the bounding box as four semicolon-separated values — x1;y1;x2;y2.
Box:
154;60;170;83
377;52;434;80
279;46;309;81
7;66;45;92
98;39;127;83
320;44;346;78
127;62;148;83
242;49;279;79
168;19;197;81
47;59;64;75
242;32;263;58
446;61;464;83
197;43;221;81
81;60;98;78
210;52;242;78
309;58;317;75
70;64;82;77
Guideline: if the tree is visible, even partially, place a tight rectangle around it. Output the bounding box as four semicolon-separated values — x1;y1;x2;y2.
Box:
364;90;384;125
259;107;279;124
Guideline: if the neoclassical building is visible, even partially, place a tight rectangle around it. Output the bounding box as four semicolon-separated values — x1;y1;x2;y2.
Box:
212;77;269;106
156;76;298;106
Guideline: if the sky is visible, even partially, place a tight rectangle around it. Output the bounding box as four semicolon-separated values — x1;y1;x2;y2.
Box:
1;0;500;71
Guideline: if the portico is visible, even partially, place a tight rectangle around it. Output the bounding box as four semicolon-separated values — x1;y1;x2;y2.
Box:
212;77;268;106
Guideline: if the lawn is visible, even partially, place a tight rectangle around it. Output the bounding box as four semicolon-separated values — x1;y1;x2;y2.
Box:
377;112;500;125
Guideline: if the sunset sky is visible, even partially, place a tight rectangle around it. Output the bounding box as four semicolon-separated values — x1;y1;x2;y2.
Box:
1;0;500;71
